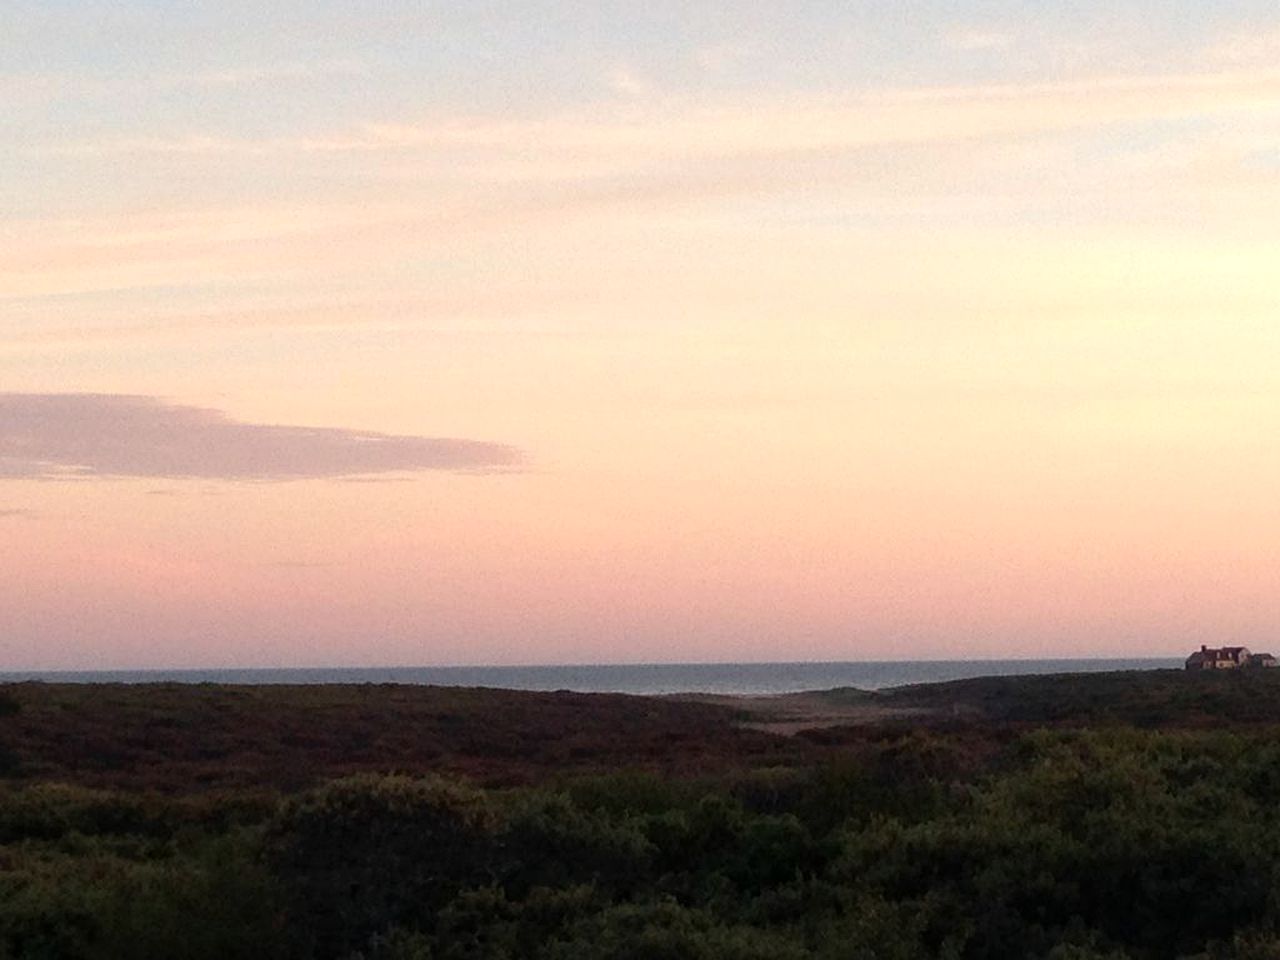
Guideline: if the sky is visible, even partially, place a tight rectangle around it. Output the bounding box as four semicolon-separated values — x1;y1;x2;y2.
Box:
3;2;1280;669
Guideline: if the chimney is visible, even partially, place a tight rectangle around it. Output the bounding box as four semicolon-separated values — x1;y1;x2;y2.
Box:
1202;645;1208;653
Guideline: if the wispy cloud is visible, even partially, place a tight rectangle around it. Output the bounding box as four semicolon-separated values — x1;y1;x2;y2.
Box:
41;65;1280;165
10;64;1280;310
0;394;521;481
0;507;37;519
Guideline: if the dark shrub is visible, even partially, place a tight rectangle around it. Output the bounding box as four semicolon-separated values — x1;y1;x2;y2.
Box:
0;834;284;960
543;900;807;960
271;774;496;958
501;791;654;897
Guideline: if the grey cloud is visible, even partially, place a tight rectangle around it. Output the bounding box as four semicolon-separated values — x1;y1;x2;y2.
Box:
0;507;36;518
0;394;521;481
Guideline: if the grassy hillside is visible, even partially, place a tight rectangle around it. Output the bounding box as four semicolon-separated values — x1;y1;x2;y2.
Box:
876;667;1280;726
0;682;804;791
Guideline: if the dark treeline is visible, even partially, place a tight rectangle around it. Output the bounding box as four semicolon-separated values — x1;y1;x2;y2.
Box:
7;715;1280;958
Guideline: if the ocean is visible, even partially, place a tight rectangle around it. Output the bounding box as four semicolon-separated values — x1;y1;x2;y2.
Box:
0;659;1182;696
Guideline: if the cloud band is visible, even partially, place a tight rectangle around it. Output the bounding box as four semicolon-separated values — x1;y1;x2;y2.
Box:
0;394;521;481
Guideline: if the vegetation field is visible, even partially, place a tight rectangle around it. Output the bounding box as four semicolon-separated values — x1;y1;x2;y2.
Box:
4;670;1280;959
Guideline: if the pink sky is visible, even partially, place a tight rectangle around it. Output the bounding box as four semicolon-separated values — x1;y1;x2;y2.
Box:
3;4;1280;668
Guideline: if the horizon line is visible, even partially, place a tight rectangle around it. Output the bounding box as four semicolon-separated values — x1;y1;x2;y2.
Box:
0;655;1186;676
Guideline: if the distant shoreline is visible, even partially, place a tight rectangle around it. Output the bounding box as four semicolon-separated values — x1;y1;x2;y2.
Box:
0;658;1182;697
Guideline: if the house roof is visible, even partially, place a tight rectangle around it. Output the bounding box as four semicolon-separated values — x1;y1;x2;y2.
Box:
1187;646;1251;662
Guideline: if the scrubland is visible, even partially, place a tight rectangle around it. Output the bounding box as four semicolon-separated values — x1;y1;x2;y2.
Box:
3;670;1280;959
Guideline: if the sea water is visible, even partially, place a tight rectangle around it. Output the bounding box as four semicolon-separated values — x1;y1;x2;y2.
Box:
0;659;1181;695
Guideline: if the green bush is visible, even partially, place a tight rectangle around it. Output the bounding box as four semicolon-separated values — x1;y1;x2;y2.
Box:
272;774;496;958
0;834;284;960
501;791;655;897
543;900;806;960
14;699;1280;959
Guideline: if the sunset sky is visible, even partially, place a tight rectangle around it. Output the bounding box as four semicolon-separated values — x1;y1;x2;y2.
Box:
3;2;1280;669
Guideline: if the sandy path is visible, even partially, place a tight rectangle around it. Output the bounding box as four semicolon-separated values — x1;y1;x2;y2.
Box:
671;691;936;735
